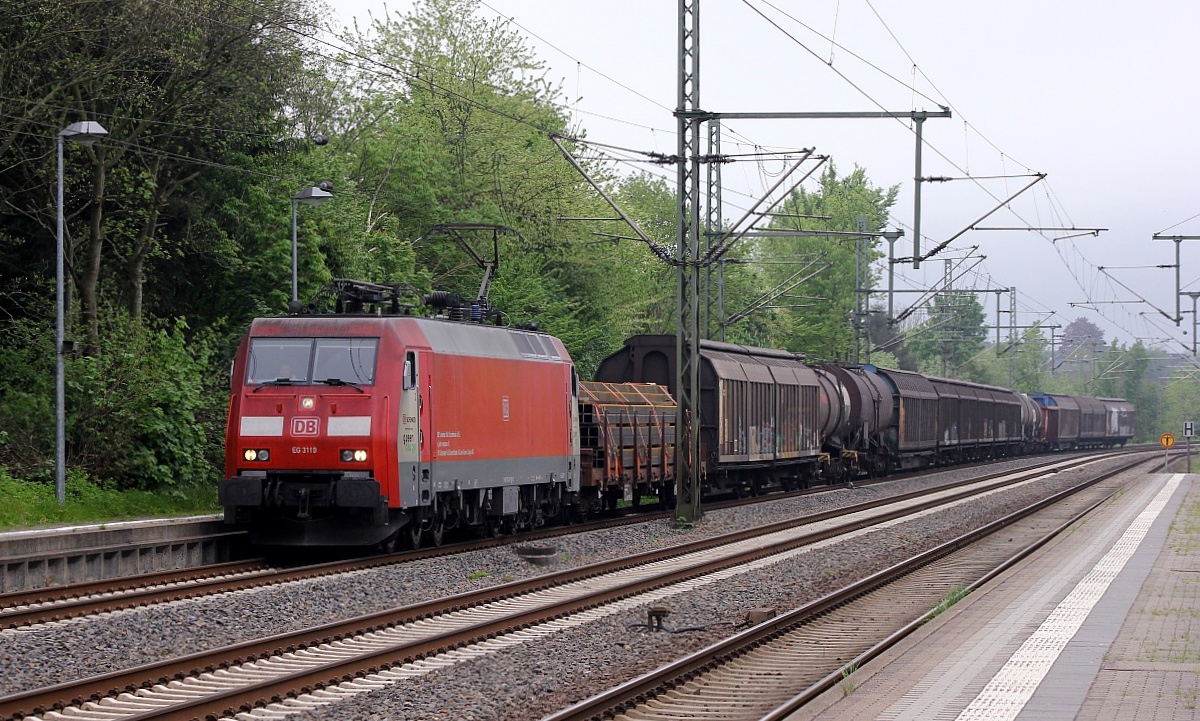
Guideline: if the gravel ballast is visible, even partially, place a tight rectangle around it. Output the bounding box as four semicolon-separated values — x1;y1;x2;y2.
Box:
0;453;1146;719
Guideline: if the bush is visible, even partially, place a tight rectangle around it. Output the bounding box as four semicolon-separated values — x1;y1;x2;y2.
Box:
0;313;227;491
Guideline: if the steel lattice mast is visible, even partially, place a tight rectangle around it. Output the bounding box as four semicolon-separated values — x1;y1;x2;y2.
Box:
674;0;703;522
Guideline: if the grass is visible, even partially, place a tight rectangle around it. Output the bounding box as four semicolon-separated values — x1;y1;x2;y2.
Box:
839;662;859;696
0;467;219;530
673;515;697;530
616;495;660;509
1178;689;1197;710
467;570;491;580
1170;501;1200;555
927;583;972;620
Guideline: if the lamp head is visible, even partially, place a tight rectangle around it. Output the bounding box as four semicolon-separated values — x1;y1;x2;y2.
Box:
292;185;332;207
59;121;109;146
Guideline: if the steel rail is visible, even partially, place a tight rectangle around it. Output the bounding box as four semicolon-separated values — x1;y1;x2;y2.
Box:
541;454;1151;721
761;455;1148;719
0;453;1097;629
0;452;1134;721
0;560;270;623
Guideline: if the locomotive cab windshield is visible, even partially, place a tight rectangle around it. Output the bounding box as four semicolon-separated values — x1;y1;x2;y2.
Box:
246;337;379;386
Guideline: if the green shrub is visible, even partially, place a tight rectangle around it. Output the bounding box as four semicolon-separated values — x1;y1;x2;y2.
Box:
0;313;227;491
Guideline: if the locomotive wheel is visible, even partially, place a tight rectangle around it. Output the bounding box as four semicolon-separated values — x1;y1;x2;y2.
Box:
377;530;402;555
406;522;423;550
430;521;445;547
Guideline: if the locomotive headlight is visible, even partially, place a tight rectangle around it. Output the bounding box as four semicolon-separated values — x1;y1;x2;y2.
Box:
300;396;316;410
243;449;270;462
354;449;368;462
244;449;256;461
341;449;368;462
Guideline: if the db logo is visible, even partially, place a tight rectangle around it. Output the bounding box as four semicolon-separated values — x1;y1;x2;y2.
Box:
292;417;320;436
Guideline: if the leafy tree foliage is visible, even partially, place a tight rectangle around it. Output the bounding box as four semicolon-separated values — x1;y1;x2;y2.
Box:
1056;316;1106;382
0;0;1176;492
906;292;988;377
0;0;321;349
748;164;898;360
0;0;323;486
1160;375;1200;444
324;1;683;373
966;327;1054;392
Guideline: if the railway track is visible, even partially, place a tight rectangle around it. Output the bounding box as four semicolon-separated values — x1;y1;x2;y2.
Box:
0;498;687;629
541;453;1154;721
0;453;1096;629
0;451;1139;721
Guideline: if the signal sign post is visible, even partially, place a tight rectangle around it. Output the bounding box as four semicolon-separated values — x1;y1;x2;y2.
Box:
1185;422;1195;472
1161;433;1175;472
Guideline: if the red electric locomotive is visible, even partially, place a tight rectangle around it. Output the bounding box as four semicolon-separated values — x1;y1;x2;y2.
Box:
219;282;580;549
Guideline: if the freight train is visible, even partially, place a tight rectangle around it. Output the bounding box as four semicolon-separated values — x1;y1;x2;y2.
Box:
218;281;1135;549
589;335;1135;506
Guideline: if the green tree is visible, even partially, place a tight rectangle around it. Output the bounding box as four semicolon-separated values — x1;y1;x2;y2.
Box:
750;163;898;359
1055;316;1106;386
907;292;989;377
326;0;690;372
1161;376;1200;445
0;309;218;487
968;326;1054;391
0;0;321;350
1092;341;1157;442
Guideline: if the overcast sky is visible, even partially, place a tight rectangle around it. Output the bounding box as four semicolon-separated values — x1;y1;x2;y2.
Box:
330;0;1200;351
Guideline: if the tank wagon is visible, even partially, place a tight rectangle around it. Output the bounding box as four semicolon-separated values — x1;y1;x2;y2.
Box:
810;363;894;479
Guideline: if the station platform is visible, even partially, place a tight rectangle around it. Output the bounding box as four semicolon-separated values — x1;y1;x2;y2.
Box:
791;472;1200;721
0;513;239;592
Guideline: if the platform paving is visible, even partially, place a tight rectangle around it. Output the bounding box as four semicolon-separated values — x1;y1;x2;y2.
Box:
787;472;1199;721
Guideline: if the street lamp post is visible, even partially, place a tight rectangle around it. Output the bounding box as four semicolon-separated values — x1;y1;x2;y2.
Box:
290;186;333;304
56;121;108;506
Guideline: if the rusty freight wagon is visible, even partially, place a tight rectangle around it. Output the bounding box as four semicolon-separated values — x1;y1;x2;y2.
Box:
577;381;676;510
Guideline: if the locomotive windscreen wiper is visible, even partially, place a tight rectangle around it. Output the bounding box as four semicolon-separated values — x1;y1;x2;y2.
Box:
251;378;301;392
315;378;365;393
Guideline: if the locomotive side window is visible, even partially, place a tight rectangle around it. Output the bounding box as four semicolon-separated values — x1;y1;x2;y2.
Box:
246;338;313;384
312;338;379;385
403;352;417;390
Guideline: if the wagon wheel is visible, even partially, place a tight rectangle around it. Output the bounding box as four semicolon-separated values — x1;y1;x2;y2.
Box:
659;482;675;510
